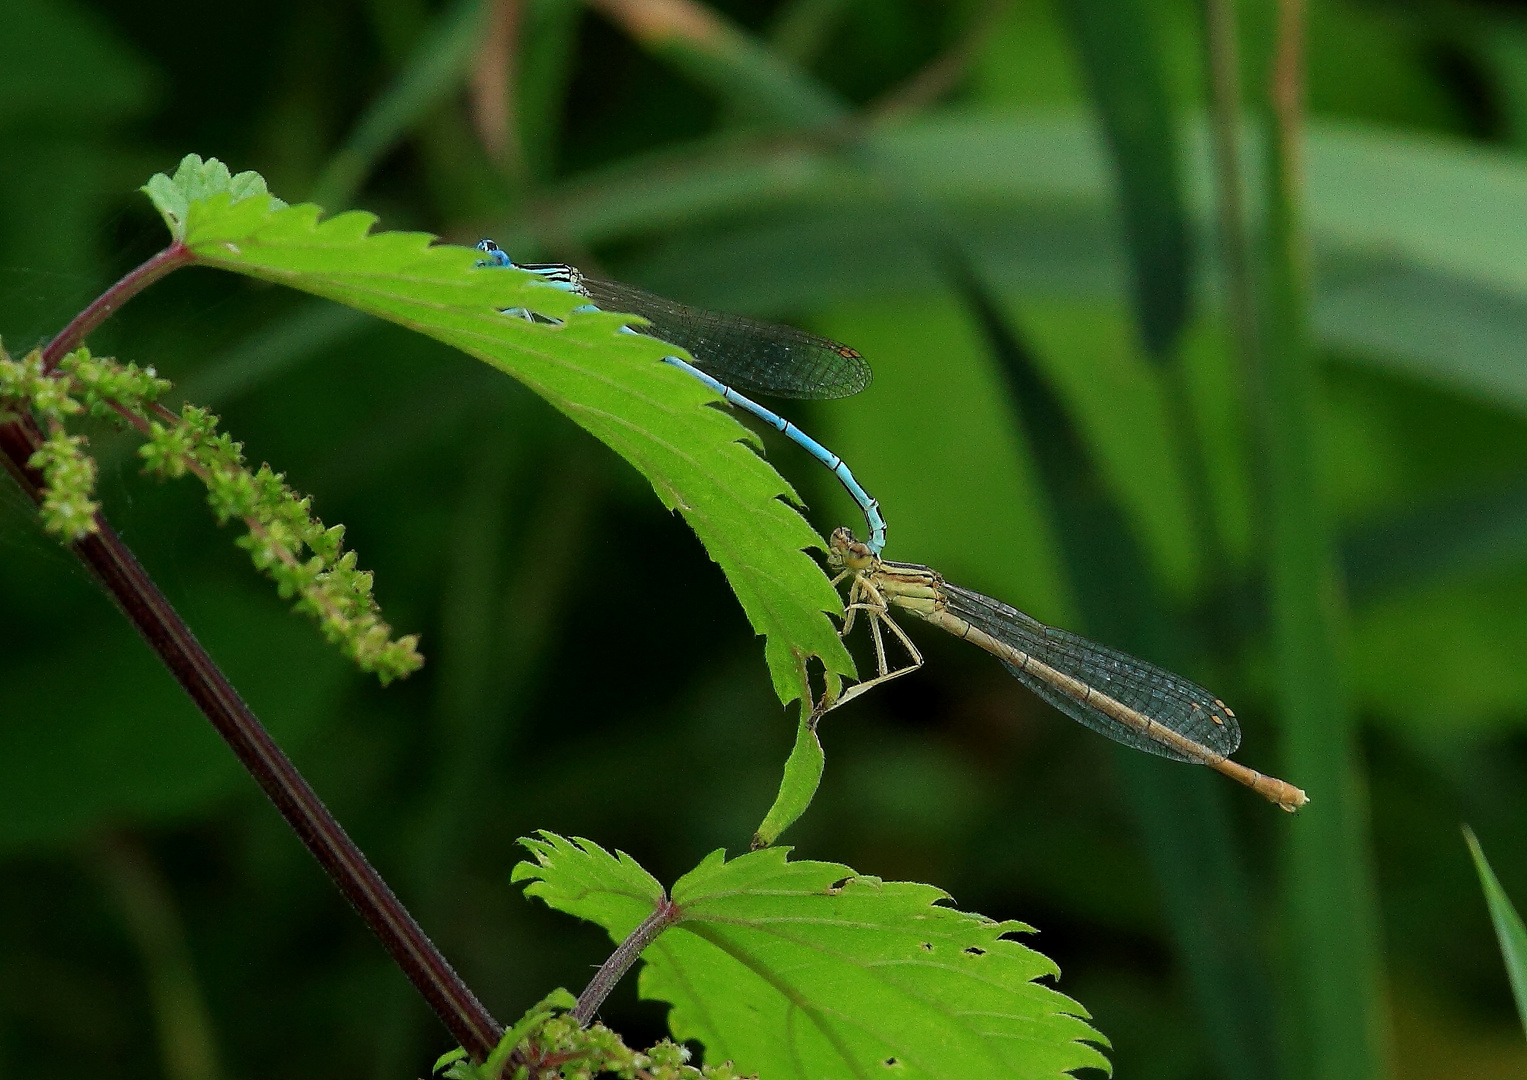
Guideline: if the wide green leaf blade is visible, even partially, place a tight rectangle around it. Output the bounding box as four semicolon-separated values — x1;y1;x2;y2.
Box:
1257;45;1385;1080
1464;826;1527;1039
140;156;854;706
1056;0;1191;360
515;833;1110;1080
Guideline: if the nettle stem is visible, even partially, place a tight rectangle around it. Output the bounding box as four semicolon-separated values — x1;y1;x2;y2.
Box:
43;243;194;371
1;249;506;1060
572;899;683;1025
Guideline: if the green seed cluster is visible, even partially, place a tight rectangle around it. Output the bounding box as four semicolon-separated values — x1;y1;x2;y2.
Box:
526;1013;750;1080
0;348;101;540
439;993;753;1080
29;428;101;540
0;348;91;420
62;347;173;418
0;344;422;684
139;403;423;683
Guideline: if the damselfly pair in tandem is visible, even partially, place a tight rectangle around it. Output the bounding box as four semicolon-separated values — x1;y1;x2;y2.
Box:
476;241;1307;811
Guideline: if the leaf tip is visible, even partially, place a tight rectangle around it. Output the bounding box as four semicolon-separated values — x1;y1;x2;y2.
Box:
141;154;285;241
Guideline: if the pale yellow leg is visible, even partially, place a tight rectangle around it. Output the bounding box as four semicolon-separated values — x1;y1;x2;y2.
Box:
824;611;925;713
820;569;927;715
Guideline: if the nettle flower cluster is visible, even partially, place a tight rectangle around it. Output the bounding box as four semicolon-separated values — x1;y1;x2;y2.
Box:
0;345;422;684
436;991;753;1080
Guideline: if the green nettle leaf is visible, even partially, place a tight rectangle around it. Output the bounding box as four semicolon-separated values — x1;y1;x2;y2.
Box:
141;155;286;241
514;833;1111;1080
752;711;825;847
514;832;668;930
139;155;854;706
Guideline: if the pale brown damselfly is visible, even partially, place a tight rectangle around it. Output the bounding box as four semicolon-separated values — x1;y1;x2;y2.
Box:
823;529;1308;812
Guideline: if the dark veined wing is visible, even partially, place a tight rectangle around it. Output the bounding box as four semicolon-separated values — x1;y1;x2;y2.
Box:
941;583;1241;763
577;275;871;401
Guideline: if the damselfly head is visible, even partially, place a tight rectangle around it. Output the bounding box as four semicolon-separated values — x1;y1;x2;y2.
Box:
827;527;877;572
474;237;513;268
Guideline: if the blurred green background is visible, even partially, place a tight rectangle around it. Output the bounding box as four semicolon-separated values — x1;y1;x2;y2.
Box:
3;0;1527;1077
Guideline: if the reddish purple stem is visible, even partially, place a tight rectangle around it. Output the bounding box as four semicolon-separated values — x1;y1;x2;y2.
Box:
4;247;509;1059
42;242;193;370
572;899;683;1026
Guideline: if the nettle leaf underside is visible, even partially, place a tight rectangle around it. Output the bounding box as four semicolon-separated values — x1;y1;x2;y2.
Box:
515;833;1111;1080
141;156;855;706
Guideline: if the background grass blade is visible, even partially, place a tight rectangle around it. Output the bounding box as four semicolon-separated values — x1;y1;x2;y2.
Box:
585;0;842;128
310;0;494;209
1255;7;1388;1079
95;833;225;1080
1055;0;1190;361
1464;826;1527;1039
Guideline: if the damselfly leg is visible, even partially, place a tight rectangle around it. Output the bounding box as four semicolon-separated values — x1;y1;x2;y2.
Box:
821;549;925;716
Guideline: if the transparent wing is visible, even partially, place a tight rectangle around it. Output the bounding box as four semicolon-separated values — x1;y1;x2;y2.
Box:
578;276;871;400
941;583;1241;762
